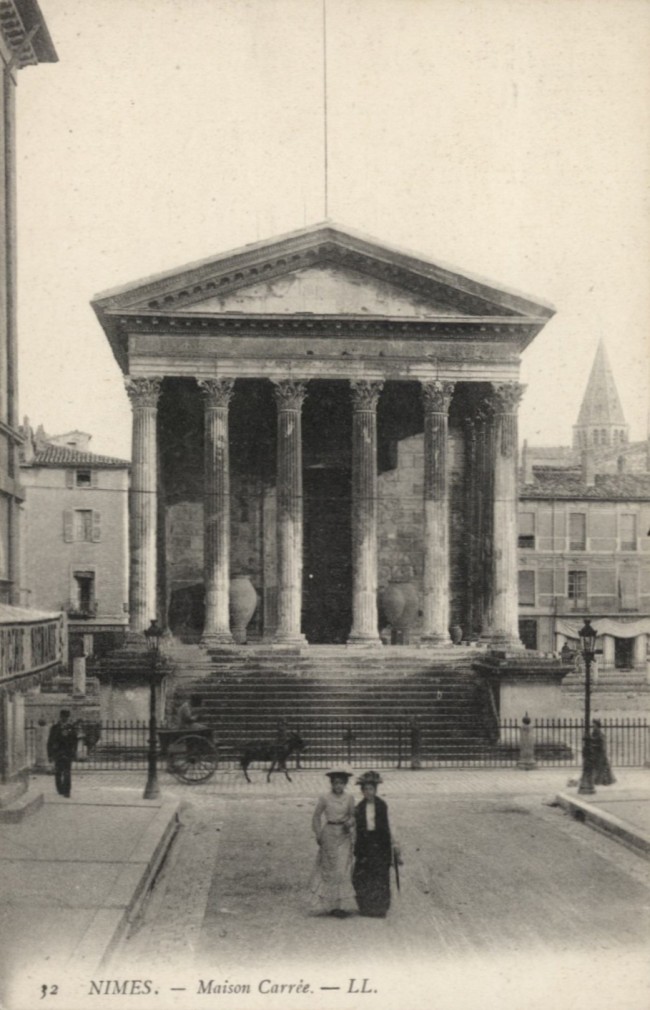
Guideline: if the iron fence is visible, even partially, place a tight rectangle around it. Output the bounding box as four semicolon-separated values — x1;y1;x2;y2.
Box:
26;717;648;771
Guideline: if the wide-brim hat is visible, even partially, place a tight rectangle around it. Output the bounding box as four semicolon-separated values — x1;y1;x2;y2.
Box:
325;764;354;779
357;770;383;786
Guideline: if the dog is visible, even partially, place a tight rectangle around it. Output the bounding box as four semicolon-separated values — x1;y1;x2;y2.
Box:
240;731;306;783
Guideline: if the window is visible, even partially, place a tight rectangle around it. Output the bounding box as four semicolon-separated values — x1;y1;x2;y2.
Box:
620;514;637;551
76;469;91;487
569;513;586;550
74;510;93;542
614;637;634;670
567;570;587;609
518;512;535;549
518;570;535;606
63;510;101;543
619;570;639;611
73;571;95;613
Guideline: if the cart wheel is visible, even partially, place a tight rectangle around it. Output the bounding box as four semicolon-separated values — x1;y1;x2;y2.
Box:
167;734;218;783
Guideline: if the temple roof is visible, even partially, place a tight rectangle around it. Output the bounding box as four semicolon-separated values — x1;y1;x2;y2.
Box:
92;222;556;372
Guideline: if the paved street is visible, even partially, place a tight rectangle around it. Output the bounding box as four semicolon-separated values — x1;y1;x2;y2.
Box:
107;769;650;1010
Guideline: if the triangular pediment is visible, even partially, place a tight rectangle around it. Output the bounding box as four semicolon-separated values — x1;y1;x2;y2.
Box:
181;264;460;318
94;223;555;321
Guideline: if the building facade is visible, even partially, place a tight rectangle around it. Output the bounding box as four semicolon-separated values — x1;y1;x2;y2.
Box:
0;0;60;806
92;224;555;649
19;424;130;663
518;342;650;681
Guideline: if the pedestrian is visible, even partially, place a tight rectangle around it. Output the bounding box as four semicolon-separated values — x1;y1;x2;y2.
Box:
309;764;356;918
47;709;78;798
592;719;616;785
352;770;402;918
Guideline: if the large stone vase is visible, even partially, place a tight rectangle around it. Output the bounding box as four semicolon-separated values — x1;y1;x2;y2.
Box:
380;580;419;643
229;575;258;644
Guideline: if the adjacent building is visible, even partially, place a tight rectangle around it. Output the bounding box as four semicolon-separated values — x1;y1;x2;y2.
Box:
0;0;61;808
19;423;130;665
518;341;650;683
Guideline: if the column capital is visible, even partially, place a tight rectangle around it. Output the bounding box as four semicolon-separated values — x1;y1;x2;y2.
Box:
350;380;384;411
421;380;455;413
272;379;308;411
198;377;235;408
125;376;162;409
488;382;526;414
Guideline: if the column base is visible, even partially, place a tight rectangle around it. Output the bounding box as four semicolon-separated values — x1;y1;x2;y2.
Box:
346;633;383;647
200;631;234;647
273;632;308;647
419;633;452;647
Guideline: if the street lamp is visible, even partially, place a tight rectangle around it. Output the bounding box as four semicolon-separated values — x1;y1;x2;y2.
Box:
143;618;164;800
578;617;597;796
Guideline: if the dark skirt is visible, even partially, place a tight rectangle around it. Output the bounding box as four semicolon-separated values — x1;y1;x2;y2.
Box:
353;835;391;917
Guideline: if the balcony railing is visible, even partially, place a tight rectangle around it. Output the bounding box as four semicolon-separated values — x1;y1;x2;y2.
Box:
64;601;98;620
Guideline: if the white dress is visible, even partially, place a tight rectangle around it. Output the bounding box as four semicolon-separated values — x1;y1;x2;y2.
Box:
309;791;357;912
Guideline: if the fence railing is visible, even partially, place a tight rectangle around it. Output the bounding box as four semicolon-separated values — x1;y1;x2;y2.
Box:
26;717;649;771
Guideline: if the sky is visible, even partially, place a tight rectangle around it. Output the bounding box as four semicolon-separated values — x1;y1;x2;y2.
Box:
15;0;650;459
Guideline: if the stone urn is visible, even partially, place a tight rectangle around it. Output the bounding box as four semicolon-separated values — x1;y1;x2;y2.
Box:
380;580;419;643
450;624;463;645
229;575;258;644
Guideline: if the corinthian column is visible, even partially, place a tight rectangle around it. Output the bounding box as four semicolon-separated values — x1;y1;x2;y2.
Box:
125;377;161;636
348;380;383;645
273;380;307;645
199;379;235;646
420;381;455;644
488;382;525;648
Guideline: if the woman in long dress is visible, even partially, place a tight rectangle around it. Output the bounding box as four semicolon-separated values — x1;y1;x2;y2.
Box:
309;765;357;917
352;770;402;918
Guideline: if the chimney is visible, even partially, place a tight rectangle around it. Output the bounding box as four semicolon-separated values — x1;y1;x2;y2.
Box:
581;447;595;486
521;440;534;484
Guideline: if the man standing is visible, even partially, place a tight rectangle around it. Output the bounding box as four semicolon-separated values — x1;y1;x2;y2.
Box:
47;709;78;798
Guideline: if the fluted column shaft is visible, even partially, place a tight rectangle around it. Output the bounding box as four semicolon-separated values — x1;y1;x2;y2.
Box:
348;381;383;645
125;377;161;635
199;379;234;645
421;381;455;644
273;380;307;645
488;383;525;648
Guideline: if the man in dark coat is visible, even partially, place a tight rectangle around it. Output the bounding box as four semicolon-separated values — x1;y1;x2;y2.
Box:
47;709;78;797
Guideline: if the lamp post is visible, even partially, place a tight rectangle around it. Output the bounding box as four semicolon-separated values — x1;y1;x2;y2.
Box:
578;617;597;796
143;618;163;800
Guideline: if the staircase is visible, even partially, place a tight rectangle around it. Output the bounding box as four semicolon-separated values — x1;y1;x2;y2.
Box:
164;644;495;765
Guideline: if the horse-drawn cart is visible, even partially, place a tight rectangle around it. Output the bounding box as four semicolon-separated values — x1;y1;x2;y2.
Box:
157;727;220;783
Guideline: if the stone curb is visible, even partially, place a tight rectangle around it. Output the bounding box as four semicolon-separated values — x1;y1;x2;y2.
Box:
555;791;650;860
69;799;181;973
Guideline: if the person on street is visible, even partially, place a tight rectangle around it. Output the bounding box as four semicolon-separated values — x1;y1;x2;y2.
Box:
352;770;402;918
309;764;356;917
176;694;207;731
47;709;78;798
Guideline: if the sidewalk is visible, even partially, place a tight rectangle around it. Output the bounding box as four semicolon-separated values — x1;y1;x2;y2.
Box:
0;765;647;1008
0;778;180;1008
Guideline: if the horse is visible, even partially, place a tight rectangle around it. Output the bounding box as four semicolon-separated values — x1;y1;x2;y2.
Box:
240;731;306;783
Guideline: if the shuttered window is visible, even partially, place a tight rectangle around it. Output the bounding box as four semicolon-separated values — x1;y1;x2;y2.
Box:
569;513;586;550
518;570;535;606
620;514;637;551
63;510;101;542
518;512;535;549
619;570;639;610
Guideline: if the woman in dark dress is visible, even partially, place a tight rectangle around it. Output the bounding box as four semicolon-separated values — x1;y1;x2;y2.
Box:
353;771;402;918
